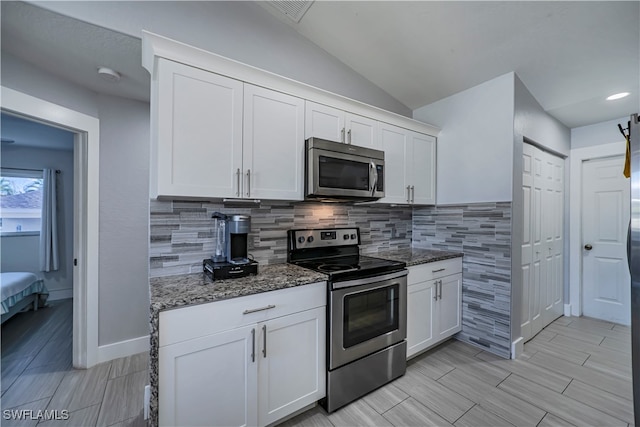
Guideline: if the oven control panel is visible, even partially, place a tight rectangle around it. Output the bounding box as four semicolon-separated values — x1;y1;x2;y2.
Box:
290;228;360;249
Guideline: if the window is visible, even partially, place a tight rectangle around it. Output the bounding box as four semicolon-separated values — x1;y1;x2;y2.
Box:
0;169;43;236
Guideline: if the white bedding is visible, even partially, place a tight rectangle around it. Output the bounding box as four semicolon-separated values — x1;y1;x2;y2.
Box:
1;272;41;301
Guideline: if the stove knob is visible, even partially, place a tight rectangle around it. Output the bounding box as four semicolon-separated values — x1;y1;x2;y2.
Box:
343;234;350;240
307;236;314;243
297;236;305;244
350;233;357;240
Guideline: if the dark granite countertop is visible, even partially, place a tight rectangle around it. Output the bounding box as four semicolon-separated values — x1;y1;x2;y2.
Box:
150;263;328;314
148;263;327;426
374;248;463;266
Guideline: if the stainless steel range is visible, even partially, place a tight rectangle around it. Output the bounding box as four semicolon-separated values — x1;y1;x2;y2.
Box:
287;227;407;413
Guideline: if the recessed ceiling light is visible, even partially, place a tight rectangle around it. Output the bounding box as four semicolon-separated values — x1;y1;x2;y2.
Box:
97;67;121;83
606;92;630;101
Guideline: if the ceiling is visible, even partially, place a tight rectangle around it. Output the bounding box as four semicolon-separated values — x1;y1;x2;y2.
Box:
263;1;639;128
1;1;638;129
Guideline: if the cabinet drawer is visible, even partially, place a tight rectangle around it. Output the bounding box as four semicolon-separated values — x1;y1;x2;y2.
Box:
160;281;326;346
408;258;462;284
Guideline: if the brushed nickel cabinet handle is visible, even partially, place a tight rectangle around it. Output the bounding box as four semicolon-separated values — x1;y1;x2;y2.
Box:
236;168;241;197
406;186;411;203
434;280;439;301
411;185;415;203
246;169;251;197
251;328;255;362
438;280;443;300
432;268;446;273
347;129;352;144
341;128;345;143
262;325;267;358
243;304;276;315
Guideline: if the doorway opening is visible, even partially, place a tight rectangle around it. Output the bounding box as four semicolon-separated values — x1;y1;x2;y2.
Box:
1;86;100;368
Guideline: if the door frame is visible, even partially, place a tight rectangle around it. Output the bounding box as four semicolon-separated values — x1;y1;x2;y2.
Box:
569;141;627;318
1;86;100;368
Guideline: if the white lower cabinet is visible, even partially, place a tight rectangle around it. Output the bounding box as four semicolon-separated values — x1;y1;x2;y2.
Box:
158;283;326;427
406;258;462;359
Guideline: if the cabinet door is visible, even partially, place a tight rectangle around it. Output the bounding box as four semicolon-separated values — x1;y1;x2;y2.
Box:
155;59;243;198
243;85;305;200
305;101;345;142
159;325;258;427
379;122;411;204
258;306;326;426
407;280;437;358
345;113;379;148
436;273;462;340
410;132;436;205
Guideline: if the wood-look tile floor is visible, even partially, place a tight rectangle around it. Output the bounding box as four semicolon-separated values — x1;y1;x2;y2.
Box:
2;301;633;427
1;299;149;427
280;316;633;427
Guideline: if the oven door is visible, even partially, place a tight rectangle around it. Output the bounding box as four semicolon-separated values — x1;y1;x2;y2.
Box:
329;270;407;370
307;147;384;200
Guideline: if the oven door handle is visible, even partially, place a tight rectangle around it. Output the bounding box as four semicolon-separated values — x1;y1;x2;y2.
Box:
331;269;408;290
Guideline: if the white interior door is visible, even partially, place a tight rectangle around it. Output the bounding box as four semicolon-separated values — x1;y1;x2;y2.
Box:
582;155;631;325
522;143;544;341
522;143;563;342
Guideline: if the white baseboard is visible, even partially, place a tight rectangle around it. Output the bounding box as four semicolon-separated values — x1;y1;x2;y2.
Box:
511;337;524;359
564;304;572;317
48;288;73;301
97;335;149;364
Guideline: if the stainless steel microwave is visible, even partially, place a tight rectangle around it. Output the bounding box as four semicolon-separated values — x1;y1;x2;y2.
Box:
305;138;385;202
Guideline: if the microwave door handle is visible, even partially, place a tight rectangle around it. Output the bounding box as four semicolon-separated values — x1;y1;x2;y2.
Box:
370;161;378;196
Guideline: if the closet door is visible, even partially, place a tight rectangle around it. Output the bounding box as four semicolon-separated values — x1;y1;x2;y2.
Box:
521;143;544;342
522;143;563;342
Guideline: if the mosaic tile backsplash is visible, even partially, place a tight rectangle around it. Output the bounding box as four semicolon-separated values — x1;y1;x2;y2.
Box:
149;200;413;278
413;202;512;358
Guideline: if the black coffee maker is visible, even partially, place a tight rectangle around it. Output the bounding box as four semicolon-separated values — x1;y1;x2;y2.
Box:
204;213;258;280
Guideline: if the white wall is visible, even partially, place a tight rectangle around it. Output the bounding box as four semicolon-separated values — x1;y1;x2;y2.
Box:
33;1;411;117
413;73;515;204
1;145;74;300
2;53;151;348
571;116;628;149
97;93;150;345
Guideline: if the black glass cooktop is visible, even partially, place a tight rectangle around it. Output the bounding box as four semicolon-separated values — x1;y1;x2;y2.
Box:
292;255;405;282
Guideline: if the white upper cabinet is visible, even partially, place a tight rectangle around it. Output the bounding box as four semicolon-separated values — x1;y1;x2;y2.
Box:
152;59;304;201
379;122;436;205
154;58;243;199
243;84;305;201
410;132;436;205
144;33;439;201
305;102;345;142
379;122;411;204
305;101;379;148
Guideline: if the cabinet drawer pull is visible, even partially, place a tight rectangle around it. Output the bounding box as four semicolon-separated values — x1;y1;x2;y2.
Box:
243;304;276;315
432;268;446;273
433;280;438;301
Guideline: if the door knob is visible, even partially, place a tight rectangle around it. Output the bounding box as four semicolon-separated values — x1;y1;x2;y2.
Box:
584;244;593;251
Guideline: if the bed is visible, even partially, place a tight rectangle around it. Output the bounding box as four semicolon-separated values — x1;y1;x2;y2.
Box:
1;272;49;324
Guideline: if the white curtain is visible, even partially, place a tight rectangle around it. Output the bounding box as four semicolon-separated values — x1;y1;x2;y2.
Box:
39;168;59;272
